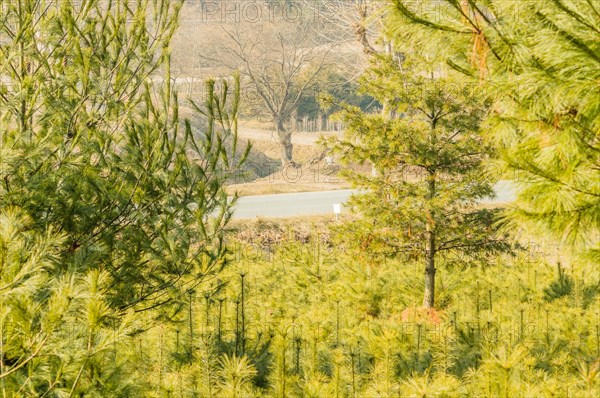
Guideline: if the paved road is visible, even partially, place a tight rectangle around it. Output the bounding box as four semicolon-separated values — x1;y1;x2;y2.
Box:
232;189;355;219
232;181;516;219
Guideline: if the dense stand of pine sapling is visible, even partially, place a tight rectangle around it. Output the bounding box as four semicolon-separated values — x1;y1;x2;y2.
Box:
117;233;598;397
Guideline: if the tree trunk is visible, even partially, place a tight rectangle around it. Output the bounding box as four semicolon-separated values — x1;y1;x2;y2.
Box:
276;118;294;166
423;173;436;308
423;231;436;308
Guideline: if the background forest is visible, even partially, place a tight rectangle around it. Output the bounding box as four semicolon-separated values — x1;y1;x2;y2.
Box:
0;0;598;397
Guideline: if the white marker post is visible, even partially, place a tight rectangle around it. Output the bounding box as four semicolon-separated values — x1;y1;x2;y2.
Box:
333;203;341;221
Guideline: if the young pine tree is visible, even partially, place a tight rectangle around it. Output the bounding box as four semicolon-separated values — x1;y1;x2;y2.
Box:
0;0;247;314
325;55;510;308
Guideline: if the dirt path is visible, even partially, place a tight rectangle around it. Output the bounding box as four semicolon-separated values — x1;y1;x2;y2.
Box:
238;125;337;145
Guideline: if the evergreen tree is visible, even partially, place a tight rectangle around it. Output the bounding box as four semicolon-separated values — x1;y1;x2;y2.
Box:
0;1;247;394
324;55;511;308
386;0;600;261
0;0;247;313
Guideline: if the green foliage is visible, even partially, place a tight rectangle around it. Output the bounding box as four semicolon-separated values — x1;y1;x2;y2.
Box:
0;1;246;395
322;53;512;307
0;208;139;396
216;354;257;398
0;0;246;312
119;233;599;396
386;0;600;261
544;262;574;301
1;1;597;396
3;211;596;395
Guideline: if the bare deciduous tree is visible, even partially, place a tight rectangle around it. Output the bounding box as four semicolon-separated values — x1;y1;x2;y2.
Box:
217;21;330;166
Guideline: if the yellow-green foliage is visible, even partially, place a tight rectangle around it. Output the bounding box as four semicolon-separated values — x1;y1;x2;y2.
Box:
120;231;598;397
